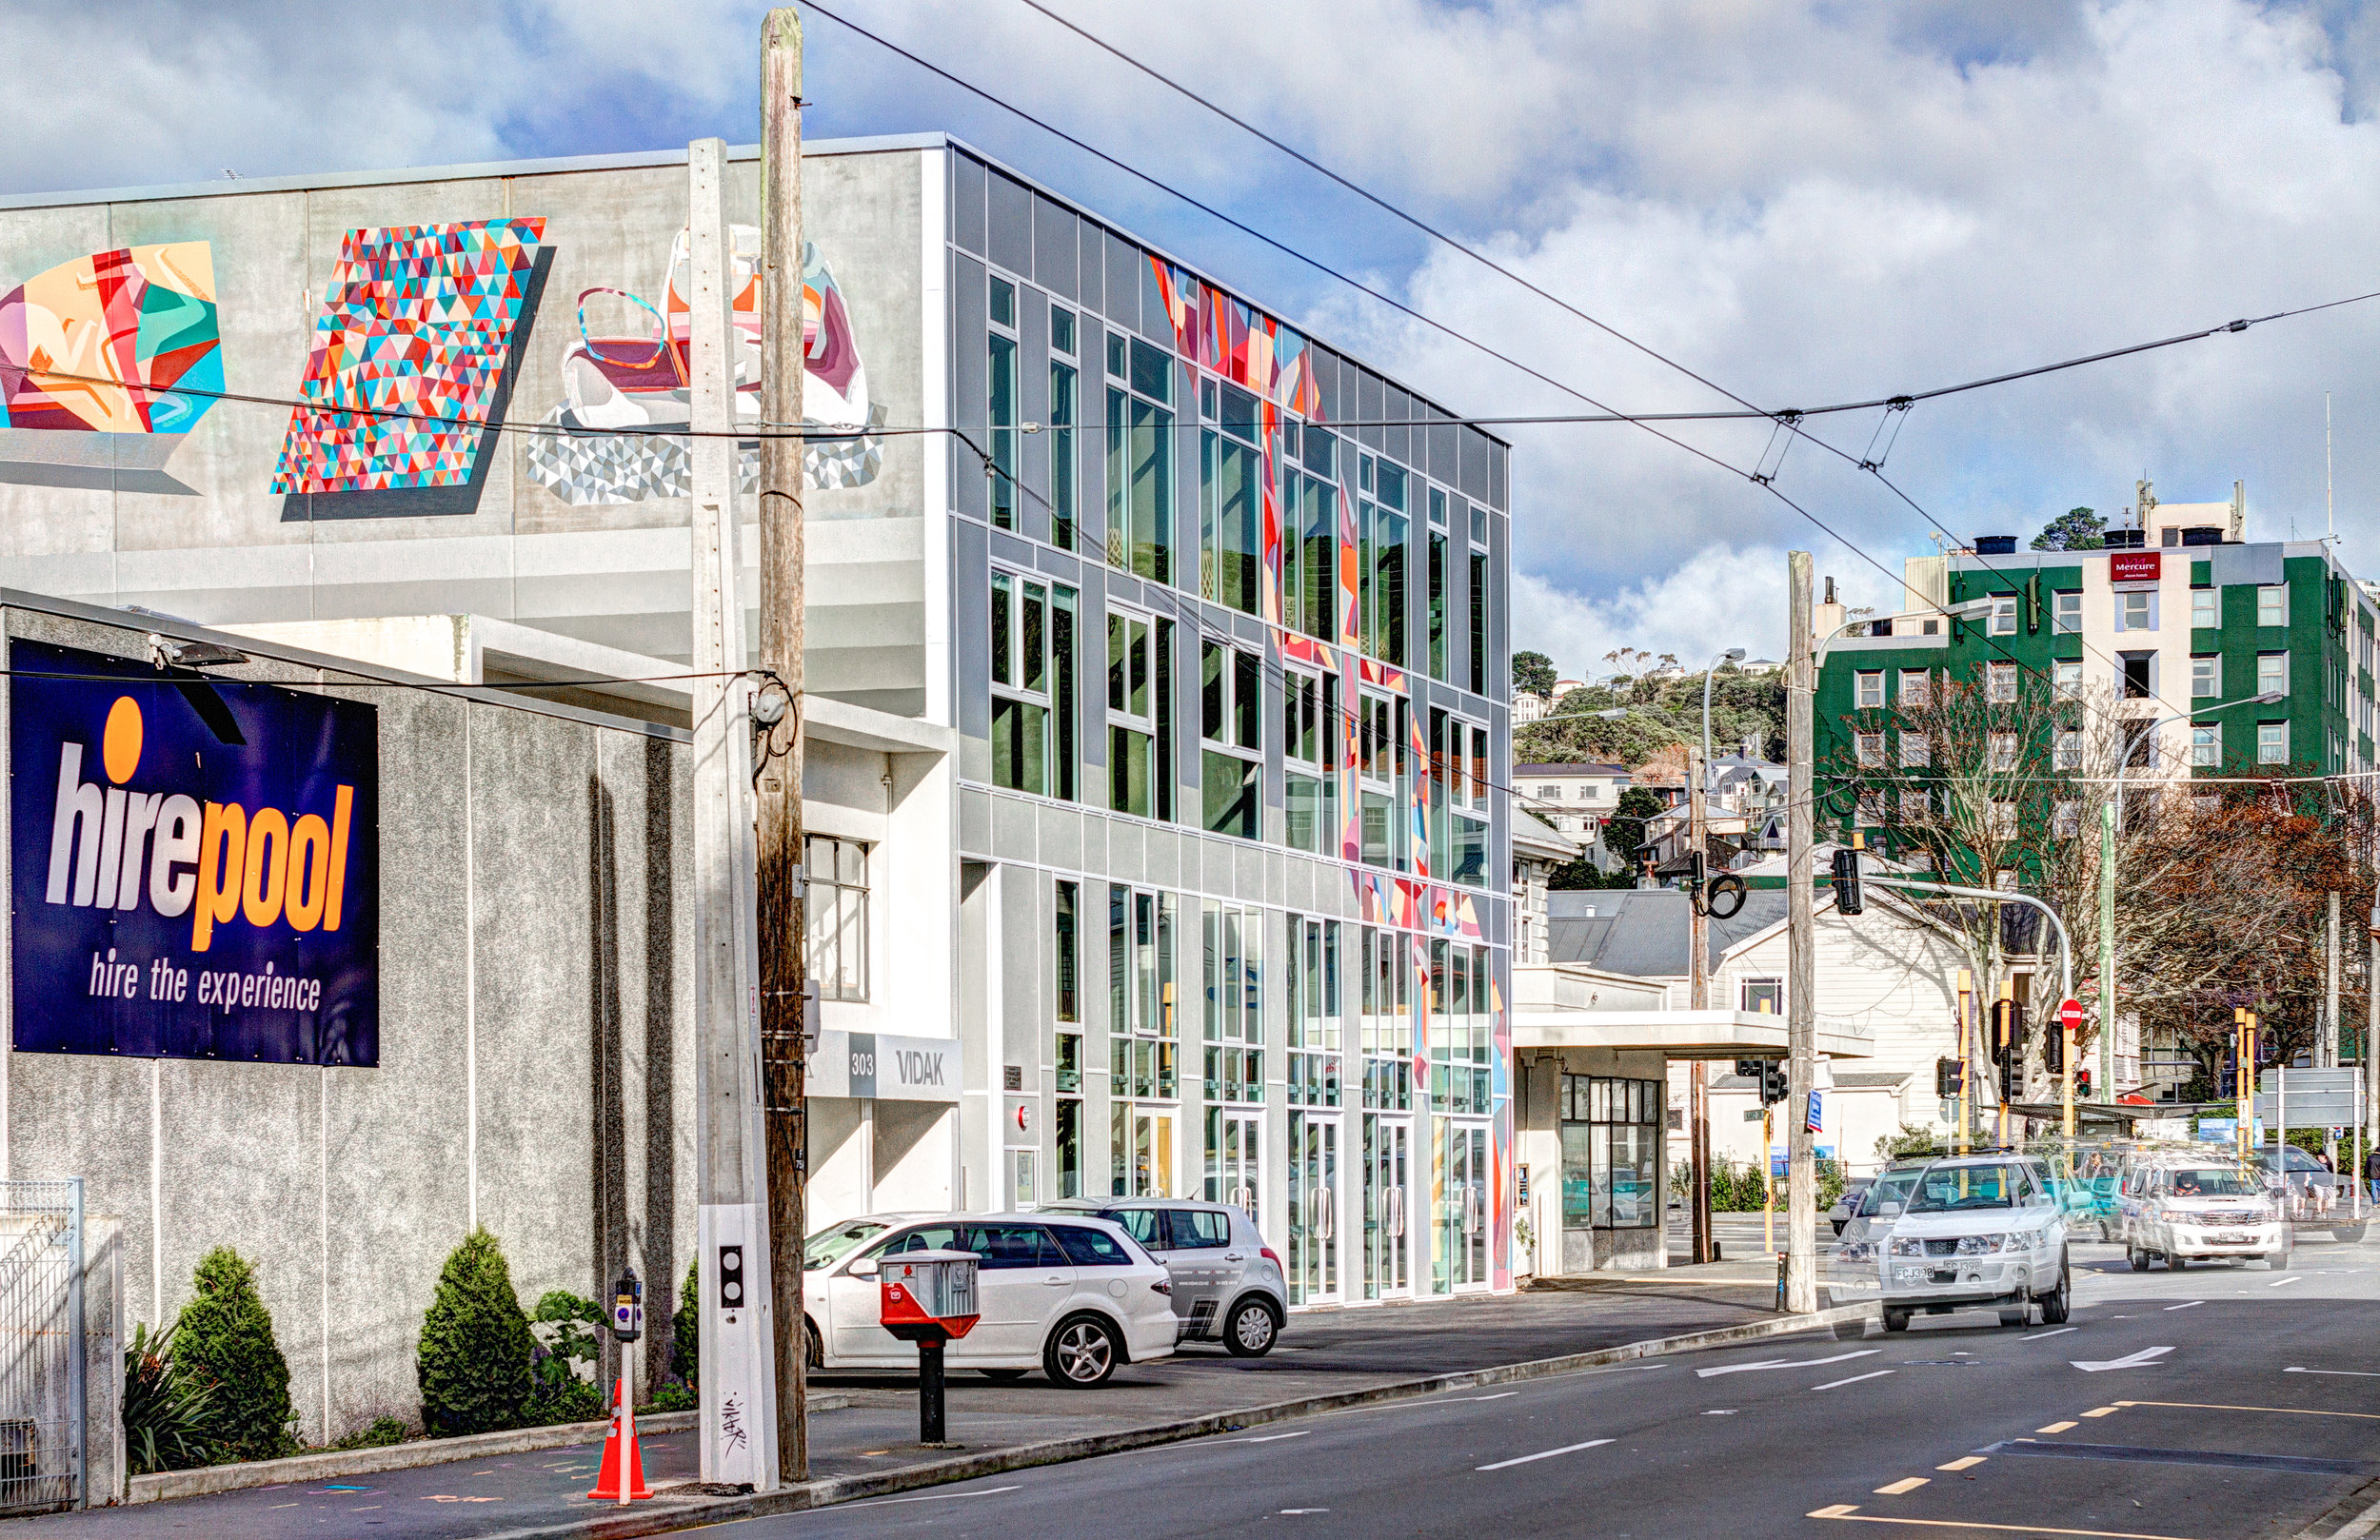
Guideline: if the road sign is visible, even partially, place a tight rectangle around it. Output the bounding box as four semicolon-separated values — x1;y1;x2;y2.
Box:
2058;997;2085;1034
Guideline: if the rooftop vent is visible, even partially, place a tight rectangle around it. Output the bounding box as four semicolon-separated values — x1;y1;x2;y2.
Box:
1973;535;2017;555
2180;525;2226;546
2104;528;2145;550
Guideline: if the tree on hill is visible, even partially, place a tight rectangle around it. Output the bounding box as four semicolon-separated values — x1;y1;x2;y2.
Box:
1513;650;1557;699
2031;507;2104;550
1517;664;1783;771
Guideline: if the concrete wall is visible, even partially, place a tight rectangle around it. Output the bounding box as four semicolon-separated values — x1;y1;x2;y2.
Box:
0;140;930;710
0;601;699;1445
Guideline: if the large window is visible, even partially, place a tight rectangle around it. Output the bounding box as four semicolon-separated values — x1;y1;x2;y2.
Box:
1200;382;1261;616
1855;671;1883;708
1283;666;1336;854
1049;306;1078;550
2258;720;2290;764
2116;589;2156;632
1560;1075;1661;1230
1358;690;1401;868
2258;584;2289;627
1200;641;1263;839
1429;941;1493;1115
1106;335;1174;582
1108;883;1179;1113
1280;425;1338;643
2191;722;2220;768
988;276;1018;529
1106;610;1170;819
2192;586;2218;628
1430;711;1489;887
991;570;1076;799
2192;653;2220;699
1286;915;1341;1109
2053;590;2081;634
1359;459;1408;665
2257;651;2290;696
1469;546;1488;697
804;836;868;1001
1359;927;1412;1111
1428;485;1449;681
1200;899;1264;1100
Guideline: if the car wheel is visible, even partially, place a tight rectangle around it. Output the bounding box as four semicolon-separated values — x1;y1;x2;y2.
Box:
2098;1220;2115;1243
804;1317;823;1371
2334;1223;2369;1244
2126;1246;2150;1273
2267;1250;2292;1272
1882;1309;1910;1333
1223;1298;1280;1357
2166;1254;2185;1271
2038;1251;2072;1325
1044;1314;1121;1388
981;1368;1030;1382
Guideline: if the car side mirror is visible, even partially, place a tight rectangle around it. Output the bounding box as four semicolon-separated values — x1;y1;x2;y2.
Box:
847;1255;880;1278
1879;1200;1903;1218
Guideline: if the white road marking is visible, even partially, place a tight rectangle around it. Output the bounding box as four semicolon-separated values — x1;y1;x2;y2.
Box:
1937;1456;1987;1471
1319;1390;1522;1418
2072;1346;2173;1372
1476;1438;1615;1471
2020;1327;2079;1340
1279;1509;1329;1514
1698;1349;1879;1379
1813;1370;1897;1391
2270;1276;2304;1288
843;1485;1021;1510
1223;1431;1311;1444
1874;1477;1929;1495
2287;1366;2380;1377
2162;1301;2202;1312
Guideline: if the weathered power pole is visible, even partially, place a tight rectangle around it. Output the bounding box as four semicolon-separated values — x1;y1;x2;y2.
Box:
1785;551;1817;1313
687;136;779;1490
758;7;810;1487
1686;745;1712;1265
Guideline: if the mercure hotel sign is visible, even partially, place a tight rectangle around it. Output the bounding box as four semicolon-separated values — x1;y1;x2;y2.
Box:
10;641;380;1065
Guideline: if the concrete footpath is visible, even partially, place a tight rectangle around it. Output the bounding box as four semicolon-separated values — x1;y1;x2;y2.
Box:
19;1265;1841;1540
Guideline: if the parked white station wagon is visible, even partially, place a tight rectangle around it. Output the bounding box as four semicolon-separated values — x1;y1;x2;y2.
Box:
801;1213;1179;1386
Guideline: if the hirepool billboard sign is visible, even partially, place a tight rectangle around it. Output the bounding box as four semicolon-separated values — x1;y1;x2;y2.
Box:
10;640;379;1065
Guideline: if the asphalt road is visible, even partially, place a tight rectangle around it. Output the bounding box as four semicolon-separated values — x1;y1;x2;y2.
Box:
727;1233;2380;1540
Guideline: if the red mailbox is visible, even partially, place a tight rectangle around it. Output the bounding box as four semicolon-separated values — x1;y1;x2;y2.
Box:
879;1249;979;1446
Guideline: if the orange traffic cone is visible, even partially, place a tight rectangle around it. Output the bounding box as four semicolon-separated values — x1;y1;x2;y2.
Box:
585;1375;651;1502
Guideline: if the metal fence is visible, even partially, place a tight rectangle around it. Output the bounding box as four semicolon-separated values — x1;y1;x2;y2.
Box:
0;1180;83;1515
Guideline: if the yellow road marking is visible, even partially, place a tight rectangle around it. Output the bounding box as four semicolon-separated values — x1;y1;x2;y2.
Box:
2036;1421;2077;1433
1805;1508;2206;1539
2081;1408;2119;1418
1937;1456;1987;1471
2114;1400;2380;1421
1874;1477;1930;1494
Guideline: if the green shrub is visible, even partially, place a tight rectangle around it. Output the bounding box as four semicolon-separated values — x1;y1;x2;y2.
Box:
524;1291;605;1426
331;1414;409;1451
122;1320;218;1473
173;1249;295;1462
672;1256;698;1390
647;1377;697;1413
417;1229;534;1437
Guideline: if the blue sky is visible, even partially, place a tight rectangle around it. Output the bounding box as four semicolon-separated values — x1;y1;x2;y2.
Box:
13;0;2380;677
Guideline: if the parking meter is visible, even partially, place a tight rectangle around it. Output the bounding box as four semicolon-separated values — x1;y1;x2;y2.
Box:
611;1268;643;1343
879;1250;980;1445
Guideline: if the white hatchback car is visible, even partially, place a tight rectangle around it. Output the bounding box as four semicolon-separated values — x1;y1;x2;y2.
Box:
1864;1155;2072;1333
801;1213;1178;1386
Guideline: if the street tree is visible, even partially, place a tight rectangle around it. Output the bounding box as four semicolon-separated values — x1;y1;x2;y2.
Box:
1513;650;1557;699
2031;507;2105;551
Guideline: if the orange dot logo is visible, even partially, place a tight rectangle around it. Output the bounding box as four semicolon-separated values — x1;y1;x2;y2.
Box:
101;697;143;784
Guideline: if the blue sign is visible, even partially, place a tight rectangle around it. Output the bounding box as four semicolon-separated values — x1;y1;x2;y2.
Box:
10;641;379;1065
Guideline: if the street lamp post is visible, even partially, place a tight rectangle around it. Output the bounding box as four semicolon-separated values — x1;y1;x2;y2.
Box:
2094;690;2285;1104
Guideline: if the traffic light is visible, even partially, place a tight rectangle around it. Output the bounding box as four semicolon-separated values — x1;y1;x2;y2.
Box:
1988;999;2022;1066
1832;845;1863;915
2074;1069;2092;1098
2044;1019;2064;1076
1935;1057;1966;1097
2000;1049;2023;1106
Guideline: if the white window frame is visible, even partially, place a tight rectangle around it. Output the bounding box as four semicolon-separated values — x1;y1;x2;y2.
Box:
2191;653;2219;699
2258;584;2289;627
2053;800;2079;839
2190;722;2219;768
2053;590;2081;634
1283;666;1327;777
2257;651;2289;697
1899;668;1931;706
991;567;1061;796
2053;661;2083;698
2116;588;2157;633
1988;661;2017;703
805;835;871;1002
2055;729;2081;770
1988;595;2018;636
2192;586;2218;628
2257;720;2290;764
1990;732;2017;772
1855;670;1884;709
1358;690;1398;793
1899;789;1931;824
1899;730;1930;768
1855;731;1884;768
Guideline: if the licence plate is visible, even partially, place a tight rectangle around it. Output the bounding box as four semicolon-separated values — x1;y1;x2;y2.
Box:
2212;1233;2251;1244
1929;1269;1957;1285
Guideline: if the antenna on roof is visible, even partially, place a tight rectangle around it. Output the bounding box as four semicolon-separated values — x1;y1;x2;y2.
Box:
2327;391;2334;542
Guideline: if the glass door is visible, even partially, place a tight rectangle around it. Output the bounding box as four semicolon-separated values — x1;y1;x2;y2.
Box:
1206;1110;1259;1220
1461;1123;1488;1289
1363;1115;1411;1299
1117;1107;1176;1196
1291;1113;1340;1305
1435;1120;1489;1293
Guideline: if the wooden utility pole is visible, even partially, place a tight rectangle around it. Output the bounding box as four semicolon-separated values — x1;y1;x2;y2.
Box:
1686;745;1712;1265
687;135;778;1491
1785;551;1817;1313
758;6;809;1487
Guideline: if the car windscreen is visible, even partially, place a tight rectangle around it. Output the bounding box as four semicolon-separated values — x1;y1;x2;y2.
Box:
1907;1165;2017;1212
804;1220;887;1271
1097;1207;1164;1249
2162;1167;2259;1197
1857;1171;1923;1216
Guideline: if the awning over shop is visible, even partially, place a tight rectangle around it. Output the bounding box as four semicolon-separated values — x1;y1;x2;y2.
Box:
1513;1008;1875;1061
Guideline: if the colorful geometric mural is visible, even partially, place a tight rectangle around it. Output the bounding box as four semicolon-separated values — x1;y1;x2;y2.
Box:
1348;868;1484;942
271;220;545;495
0;242;221;482
526;227;883;504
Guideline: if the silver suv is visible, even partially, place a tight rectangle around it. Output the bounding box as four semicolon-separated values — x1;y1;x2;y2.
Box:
1046;1198;1286;1356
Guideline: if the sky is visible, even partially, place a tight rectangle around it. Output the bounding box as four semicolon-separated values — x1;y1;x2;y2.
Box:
11;0;2380;681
